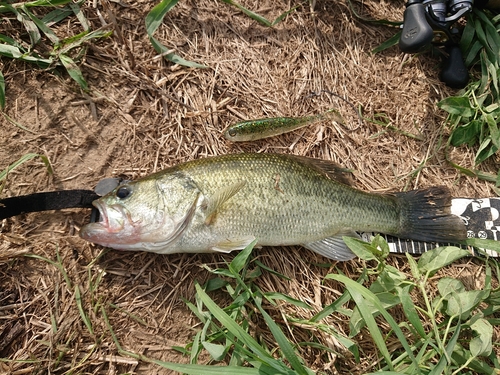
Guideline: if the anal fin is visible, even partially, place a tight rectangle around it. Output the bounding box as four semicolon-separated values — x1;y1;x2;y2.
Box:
302;231;357;261
211;236;257;253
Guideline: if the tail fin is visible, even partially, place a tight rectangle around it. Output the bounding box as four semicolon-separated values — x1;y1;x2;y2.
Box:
395;186;466;243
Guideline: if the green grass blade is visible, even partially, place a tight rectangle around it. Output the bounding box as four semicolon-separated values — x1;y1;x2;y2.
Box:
311;268;368;322
16;8;42;46
254;297;313;375
397;285;427;339
145;0;206;68
24;252;72;289
0;153;52;181
263;292;312;310
0;43;53;67
41;6;73;25
75;284;94;335
229;239;256;274
327;274;421;373
69;2;90;31
0;70;5;109
2;112;37;133
22;0;74;7
21;4;60;44
218;0;272;26
151;360;264;374
194;283;287;372
59;53;89;90
372;31;401;54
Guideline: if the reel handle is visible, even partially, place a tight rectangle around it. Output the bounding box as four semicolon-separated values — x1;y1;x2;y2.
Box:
440;44;469;88
399;0;434;53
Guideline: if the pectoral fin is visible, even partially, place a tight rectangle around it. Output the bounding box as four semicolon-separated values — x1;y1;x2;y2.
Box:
302;231;358;261
211;236;257;253
204;181;246;224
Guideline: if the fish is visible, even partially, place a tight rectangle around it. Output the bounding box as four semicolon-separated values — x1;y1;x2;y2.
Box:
224;109;344;142
79;153;467;261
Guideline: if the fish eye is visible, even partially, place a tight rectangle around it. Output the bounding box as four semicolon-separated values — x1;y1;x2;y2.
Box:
116;186;132;199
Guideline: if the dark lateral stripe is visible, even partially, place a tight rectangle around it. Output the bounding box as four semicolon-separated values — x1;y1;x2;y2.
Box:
0;190;99;220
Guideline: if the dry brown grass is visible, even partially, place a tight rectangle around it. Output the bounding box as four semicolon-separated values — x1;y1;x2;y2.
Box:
1;0;498;373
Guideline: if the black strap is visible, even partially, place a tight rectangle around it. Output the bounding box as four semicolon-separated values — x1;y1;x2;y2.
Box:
0;190;99;220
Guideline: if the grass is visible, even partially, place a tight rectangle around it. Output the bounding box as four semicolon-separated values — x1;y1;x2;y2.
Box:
83;238;500;374
0;0;111;97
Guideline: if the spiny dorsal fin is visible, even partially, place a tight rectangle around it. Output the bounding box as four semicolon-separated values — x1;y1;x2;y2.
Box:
204;181;246;225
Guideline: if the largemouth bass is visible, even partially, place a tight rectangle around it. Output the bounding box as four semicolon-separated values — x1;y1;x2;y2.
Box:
224;109;344;142
80;153;466;261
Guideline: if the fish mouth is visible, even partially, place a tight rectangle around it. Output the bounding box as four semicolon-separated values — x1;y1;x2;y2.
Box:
91;200;109;228
80;200;132;244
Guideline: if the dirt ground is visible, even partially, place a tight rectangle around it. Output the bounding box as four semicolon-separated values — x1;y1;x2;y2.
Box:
0;0;498;374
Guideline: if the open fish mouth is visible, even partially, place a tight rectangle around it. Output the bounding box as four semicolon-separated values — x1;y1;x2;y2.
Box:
90;200;108;227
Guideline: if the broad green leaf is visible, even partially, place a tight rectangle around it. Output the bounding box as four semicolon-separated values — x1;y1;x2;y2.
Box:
41;6;73;25
0;44;52;67
12;6;41;46
466;238;500;253
406;252;421;279
377;265;406;291
145;0;180;35
418;247;469;276
437;96;474;117
464;40;484;66
475;138;498;164
342;236;381;261
437;278;465;298
204;277;228;292
460;15;476;53
470;318;493;357
446;290;488;320
450;120;481;146
485;113;500;149
451;343;497;374
69;2;90;31
202;341;227;361
59;53;88;90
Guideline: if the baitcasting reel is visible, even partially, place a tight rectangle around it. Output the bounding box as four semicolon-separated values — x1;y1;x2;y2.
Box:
399;0;477;88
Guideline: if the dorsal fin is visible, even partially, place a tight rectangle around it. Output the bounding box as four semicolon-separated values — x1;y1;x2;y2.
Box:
287;155;353;186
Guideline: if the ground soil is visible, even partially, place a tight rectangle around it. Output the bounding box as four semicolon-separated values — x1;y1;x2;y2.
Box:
0;0;498;374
